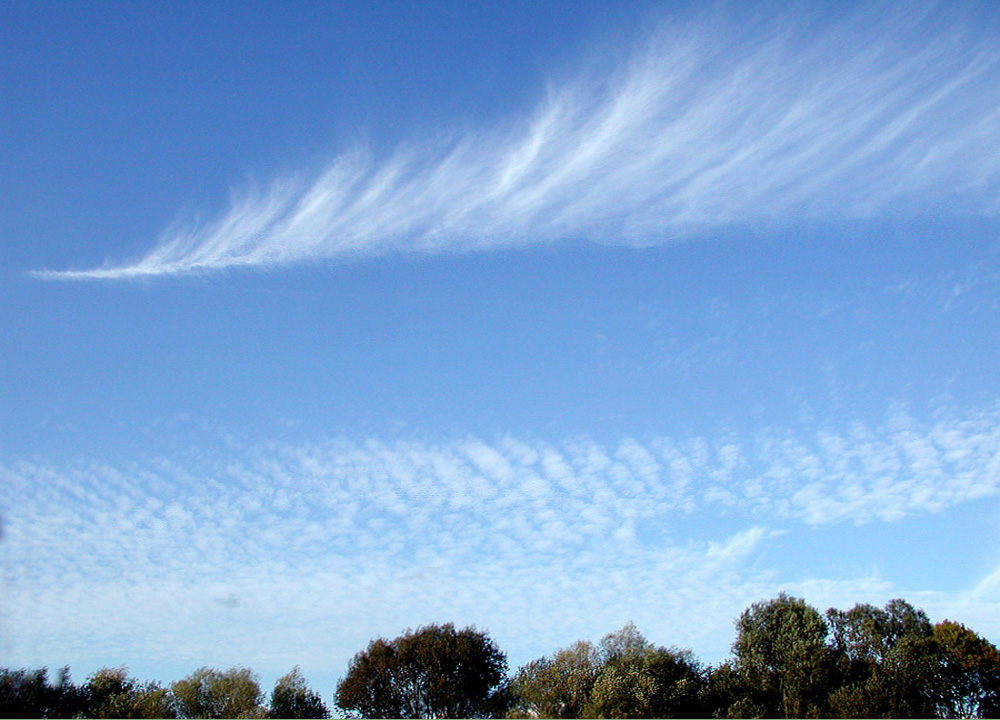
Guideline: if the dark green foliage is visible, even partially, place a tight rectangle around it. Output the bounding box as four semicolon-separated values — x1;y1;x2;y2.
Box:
335;622;508;719
730;593;833;718
0;666;85;718
335;638;403;718
827;598;934;667
0;667;52;718
85;666;176;718
267;667;329;719
642;646;711;717
826;598;941;718
705;660;762;719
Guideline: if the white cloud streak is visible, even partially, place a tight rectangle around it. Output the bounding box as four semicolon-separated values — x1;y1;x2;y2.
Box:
35;1;1000;279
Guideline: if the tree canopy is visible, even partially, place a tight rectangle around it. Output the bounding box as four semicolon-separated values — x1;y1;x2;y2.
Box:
85;666;175;718
0;666;84;719
4;595;1000;719
335;623;508;719
267;666;330;719
825;598;941;718
730;593;833;718
933;620;1000;719
508;640;602;718
508;623;708;719
170;666;264;719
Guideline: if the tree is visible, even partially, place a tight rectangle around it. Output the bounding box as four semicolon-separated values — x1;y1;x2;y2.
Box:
170;666;265;719
335;637;405;718
335;623;508;718
586;623;708;719
0;667;53;718
730;593;832;718
826;598;941;718
705;660;761;719
508;640;602;718
508;624;708;719
933;620;1000;718
86;666;176;718
598;623;652;663
590;645;708;718
0;666;85;718
267;667;329;719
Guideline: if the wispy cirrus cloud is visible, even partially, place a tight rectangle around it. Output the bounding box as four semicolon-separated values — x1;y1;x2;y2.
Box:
35;1;1000;279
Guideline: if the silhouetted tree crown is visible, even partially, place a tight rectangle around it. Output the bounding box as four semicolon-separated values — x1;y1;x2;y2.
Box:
0;666;85;719
268;666;330;719
335;622;508;719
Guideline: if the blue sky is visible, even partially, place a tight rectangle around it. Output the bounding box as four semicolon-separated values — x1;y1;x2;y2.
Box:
3;0;1000;702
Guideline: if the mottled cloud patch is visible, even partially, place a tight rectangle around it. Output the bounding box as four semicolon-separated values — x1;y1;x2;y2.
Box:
3;404;1000;674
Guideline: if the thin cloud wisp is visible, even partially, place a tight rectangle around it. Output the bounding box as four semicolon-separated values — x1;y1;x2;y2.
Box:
36;3;1000;279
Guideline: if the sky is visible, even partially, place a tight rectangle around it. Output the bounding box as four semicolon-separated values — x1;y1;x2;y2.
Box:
2;0;1000;704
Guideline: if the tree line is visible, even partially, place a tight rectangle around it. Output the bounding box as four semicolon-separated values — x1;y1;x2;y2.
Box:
3;593;999;718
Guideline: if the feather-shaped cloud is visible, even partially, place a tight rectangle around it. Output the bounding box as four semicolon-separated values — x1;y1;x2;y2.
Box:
36;2;1000;279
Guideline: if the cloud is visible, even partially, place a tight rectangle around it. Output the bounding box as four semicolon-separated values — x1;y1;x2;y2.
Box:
34;1;1000;279
4;401;1000;677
